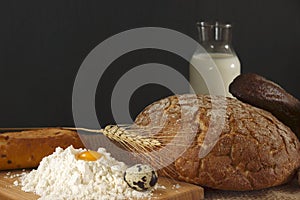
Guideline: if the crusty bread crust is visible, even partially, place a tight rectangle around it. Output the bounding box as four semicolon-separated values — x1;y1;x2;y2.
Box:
134;94;300;191
0;128;84;170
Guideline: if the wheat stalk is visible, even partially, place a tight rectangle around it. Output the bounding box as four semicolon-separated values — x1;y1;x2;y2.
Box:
65;125;192;178
64;125;162;151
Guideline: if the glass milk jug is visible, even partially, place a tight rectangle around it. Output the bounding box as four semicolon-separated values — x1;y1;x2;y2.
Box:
189;21;241;97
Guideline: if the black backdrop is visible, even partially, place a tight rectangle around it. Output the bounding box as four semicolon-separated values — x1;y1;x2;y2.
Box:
0;0;299;127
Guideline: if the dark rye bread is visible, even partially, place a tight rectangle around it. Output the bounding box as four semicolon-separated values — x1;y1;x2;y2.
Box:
0;128;84;170
229;73;300;138
134;94;300;191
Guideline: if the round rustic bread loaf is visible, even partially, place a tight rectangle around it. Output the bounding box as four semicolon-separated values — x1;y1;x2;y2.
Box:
134;94;300;191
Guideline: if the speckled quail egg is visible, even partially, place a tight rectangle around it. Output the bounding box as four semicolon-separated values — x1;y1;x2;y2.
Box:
124;164;158;191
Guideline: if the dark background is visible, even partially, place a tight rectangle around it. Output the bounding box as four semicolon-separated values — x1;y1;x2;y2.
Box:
0;0;299;127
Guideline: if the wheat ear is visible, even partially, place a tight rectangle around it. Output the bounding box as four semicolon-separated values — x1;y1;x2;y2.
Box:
64;125;161;150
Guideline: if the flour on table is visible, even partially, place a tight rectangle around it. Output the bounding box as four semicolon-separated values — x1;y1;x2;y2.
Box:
172;184;181;189
20;146;154;200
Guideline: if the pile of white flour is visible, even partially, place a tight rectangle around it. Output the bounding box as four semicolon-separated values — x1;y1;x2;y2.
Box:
20;146;153;200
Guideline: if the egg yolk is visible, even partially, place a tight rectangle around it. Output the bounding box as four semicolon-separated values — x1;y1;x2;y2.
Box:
76;150;102;161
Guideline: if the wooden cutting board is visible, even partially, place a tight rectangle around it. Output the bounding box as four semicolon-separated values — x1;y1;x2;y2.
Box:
0;170;204;200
